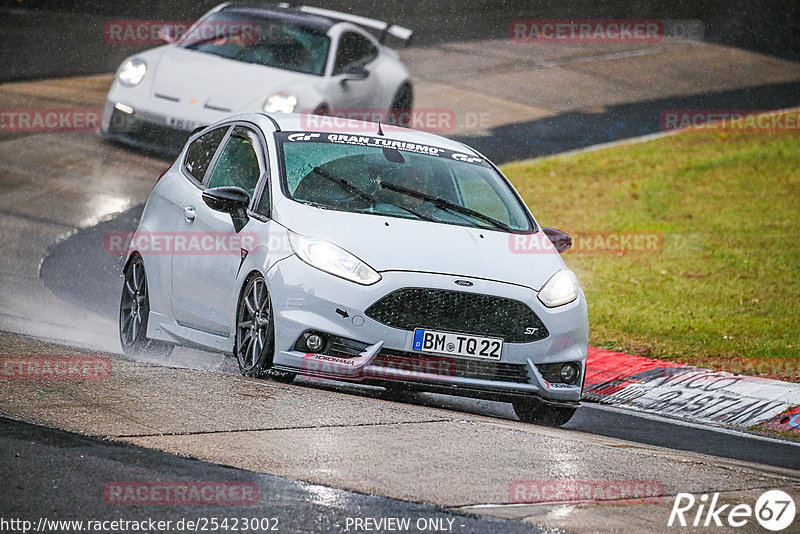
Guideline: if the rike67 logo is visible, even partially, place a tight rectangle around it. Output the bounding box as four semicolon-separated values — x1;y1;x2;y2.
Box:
669;490;795;531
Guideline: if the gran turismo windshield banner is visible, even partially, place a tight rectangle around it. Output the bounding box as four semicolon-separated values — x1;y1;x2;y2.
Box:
278;131;490;168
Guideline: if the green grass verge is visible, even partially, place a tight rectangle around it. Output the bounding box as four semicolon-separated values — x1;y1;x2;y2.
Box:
501;113;800;380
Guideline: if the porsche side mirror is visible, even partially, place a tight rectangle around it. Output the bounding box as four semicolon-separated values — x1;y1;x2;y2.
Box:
340;64;369;83
202;186;250;232
542;227;572;254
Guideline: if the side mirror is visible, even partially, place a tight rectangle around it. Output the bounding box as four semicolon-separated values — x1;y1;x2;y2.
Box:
542;227;572;254
157;25;178;44
202;186;250;232
340;64;369;84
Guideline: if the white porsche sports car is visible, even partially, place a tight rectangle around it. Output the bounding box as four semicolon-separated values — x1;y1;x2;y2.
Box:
102;3;413;155
119;113;589;426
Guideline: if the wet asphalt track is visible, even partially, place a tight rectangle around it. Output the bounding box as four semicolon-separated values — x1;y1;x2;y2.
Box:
37;203;800;473
3;2;800;532
1;417;559;534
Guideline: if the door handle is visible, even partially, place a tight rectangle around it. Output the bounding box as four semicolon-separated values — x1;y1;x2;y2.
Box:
184;205;196;222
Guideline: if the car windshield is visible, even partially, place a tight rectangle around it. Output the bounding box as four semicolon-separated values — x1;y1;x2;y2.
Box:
278;133;533;232
179;12;330;76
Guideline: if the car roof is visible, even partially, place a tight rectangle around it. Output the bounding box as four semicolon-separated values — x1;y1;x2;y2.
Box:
262;113;476;154
219;3;339;33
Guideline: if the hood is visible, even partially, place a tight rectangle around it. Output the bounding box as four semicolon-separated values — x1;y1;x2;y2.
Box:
273;199;566;291
147;47;320;113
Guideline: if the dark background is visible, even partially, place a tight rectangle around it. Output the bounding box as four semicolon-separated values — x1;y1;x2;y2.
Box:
0;0;798;83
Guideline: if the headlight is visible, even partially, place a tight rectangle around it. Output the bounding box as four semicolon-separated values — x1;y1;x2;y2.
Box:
538;269;579;308
263;92;298;113
118;59;147;87
288;231;380;285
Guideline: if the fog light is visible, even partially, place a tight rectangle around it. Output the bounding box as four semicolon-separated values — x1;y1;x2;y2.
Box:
306;334;324;352
560;363;580;385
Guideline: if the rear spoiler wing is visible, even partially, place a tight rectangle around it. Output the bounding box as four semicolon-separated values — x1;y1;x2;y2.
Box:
278;4;413;46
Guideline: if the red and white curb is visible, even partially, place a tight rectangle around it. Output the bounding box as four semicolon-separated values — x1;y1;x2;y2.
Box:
583;347;800;436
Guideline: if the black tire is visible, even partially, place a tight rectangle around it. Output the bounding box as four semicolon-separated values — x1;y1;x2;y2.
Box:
119;256;173;357
512;398;577;426
235;274;275;378
388;84;413;127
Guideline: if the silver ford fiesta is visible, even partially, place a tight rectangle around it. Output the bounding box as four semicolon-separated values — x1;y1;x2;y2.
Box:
119;113;588;426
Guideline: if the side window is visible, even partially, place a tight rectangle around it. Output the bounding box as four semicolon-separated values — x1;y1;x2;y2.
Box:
333;32;378;74
184;127;228;182
206;126;263;202
255;176;271;216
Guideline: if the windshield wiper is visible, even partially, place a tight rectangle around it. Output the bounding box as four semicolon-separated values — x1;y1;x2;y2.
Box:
311;167;436;222
378;180;513;232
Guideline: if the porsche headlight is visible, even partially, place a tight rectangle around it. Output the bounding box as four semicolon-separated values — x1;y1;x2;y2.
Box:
288;231;380;285
263;92;298;113
538;269;579;308
118;59;147;87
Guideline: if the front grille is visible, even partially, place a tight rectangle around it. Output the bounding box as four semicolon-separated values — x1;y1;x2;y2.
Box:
108;109;192;154
371;349;530;384
365;288;548;343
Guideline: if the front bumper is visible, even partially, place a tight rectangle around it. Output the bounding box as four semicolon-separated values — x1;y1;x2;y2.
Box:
267;255;589;404
100;84;232;156
101;101;197;156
